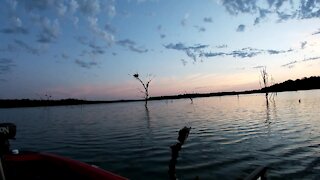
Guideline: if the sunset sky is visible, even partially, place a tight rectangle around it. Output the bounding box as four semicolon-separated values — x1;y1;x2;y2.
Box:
1;0;320;100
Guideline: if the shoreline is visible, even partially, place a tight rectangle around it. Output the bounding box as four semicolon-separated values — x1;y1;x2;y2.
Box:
1;88;319;109
1;76;319;108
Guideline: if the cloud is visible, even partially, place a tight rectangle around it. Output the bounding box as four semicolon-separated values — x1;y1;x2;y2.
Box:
37;17;60;43
69;0;79;14
89;43;105;55
0;16;29;35
203;17;213;23
216;48;291;58
117;39;148;53
0;27;28;35
87;17;114;45
221;0;258;15
267;49;293;54
281;60;298;68
221;0;320;24
14;0;115;45
164;43;209;62
254;9;272;25
21;0;55;11
216;44;228;48
165;42;293;61
280;56;320;68
75;36;106;56
61;53;69;59
301;41;307;49
78;0;101;16
0;44;17;53
5;0;18;10
194;26;206;32
236;24;245;32
75;59;98;69
117;39;135;47
0;58;15;75
57;2;67;16
228;47;262;58
253;65;265;69
181;13;189;26
160;34;166;39
181;59;188;66
14;40;40;55
105;23;116;34
302;56;320;62
312;29;320;35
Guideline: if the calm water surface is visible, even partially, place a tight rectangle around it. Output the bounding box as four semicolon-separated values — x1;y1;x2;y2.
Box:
1;90;320;179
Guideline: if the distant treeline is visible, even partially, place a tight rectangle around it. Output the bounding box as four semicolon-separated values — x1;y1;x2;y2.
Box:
151;76;320;100
0;99;139;108
262;76;320;92
1;76;319;108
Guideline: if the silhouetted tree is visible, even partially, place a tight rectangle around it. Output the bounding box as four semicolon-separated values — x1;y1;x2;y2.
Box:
133;73;153;107
260;67;269;104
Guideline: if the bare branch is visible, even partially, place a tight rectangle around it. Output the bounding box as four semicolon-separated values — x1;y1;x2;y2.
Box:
132;73;154;107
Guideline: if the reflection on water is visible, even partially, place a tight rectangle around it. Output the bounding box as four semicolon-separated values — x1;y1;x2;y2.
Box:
1;90;320;179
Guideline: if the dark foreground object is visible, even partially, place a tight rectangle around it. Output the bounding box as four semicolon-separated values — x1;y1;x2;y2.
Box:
3;152;127;180
0;123;127;180
168;126;191;180
244;166;268;180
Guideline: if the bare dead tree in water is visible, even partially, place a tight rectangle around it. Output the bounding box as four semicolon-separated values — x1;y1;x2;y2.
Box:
184;91;193;104
269;75;276;101
260;67;269;105
133;73;153;107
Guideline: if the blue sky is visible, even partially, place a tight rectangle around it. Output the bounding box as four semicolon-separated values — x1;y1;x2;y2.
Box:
0;0;320;100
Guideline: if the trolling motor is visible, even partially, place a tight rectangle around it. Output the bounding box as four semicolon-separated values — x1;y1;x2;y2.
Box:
0;123;16;180
0;123;16;155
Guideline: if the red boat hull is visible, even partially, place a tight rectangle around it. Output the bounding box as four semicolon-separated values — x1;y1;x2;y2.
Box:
3;152;127;180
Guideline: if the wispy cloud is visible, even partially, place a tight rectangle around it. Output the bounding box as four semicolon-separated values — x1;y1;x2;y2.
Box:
5;0;116;46
89;43;105;55
203;17;213;23
0;15;28;35
302;56;320;62
37;17;60;43
165;42;293;61
75;59;98;69
312;29;320;35
221;0;320;24
0;58;15;75
281;56;320;68
78;0;101;16
14;40;40;55
75;36;106;56
164;43;209;62
117;39;148;53
61;53;69;60
0;27;28;35
87;17;114;45
301;41;307;49
236;24;245;32
216;44;228;48
194;26;206;32
281;60;298;68
181;59;188;66
181;13;189;26
253;65;265;69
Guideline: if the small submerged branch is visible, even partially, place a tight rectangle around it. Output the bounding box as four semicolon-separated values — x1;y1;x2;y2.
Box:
168;126;191;180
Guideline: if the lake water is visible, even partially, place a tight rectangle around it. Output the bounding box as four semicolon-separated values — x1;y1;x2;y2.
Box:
1;90;320;179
